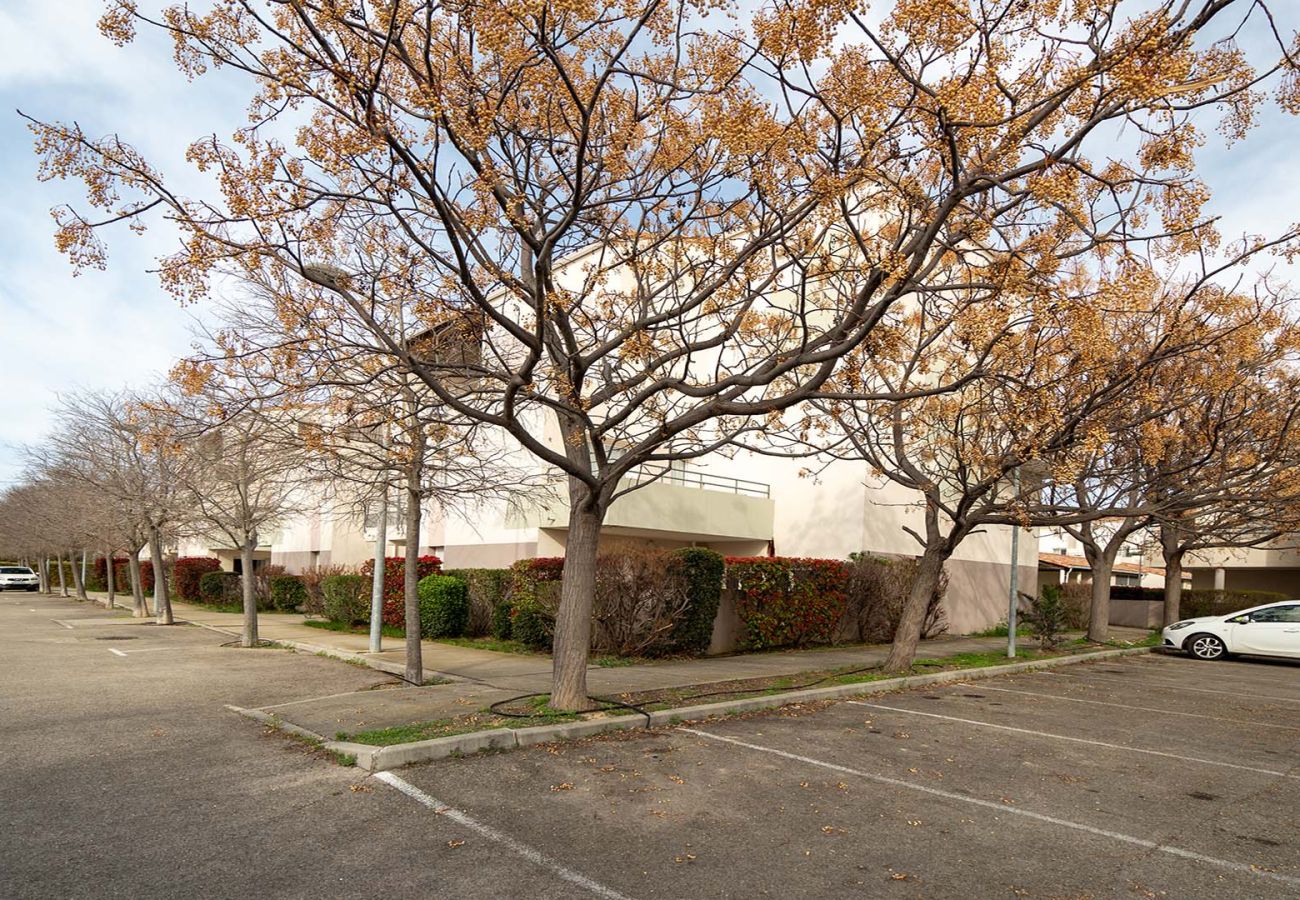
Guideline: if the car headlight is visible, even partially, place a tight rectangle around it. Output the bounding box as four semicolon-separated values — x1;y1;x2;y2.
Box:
1167;621;1195;630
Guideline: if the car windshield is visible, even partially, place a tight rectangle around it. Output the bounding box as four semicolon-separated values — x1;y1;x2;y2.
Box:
0;567;33;574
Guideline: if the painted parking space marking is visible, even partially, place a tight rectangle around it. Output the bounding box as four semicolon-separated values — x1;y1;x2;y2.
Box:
375;772;635;900
51;619;73;629
260;686;405;710
1043;670;1300;705
681;728;1300;889
849;701;1300;779
972;684;1300;731
108;648;128;658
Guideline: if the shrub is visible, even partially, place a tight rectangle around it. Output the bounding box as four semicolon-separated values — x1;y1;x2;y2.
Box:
591;549;691;657
1181;588;1289;618
1110;585;1164;602
1058;583;1092;629
418;575;470;638
269;575;308;611
360;555;442;628
298;564;356;616
670;548;725;654
1021;586;1068;649
500;557;563;649
322;574;371;627
726;557;849;650
839;554;948;643
511;599;555;650
198;570;239;605
442;567;512;637
491;599;513;640
173;557;221;603
96;558;154;595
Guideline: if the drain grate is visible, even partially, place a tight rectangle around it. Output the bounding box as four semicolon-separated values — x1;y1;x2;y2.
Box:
92;635;139;640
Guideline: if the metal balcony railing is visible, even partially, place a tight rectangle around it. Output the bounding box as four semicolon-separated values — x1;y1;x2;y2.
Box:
625;464;771;498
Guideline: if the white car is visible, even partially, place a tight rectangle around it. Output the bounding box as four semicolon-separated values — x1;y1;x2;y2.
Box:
1162;601;1300;661
0;566;40;592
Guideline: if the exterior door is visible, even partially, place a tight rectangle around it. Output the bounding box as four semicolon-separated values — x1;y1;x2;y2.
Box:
1231;604;1300;657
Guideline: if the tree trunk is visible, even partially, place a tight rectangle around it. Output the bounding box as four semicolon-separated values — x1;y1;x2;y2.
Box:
882;545;950;673
56;553;68;597
128;553;148;617
1159;524;1185;627
240;537;258;647
551;495;605;710
1161;553;1185;628
38;556;49;594
148;527;173;625
403;478;423;685
369;489;387;654
105;550;116;609
1087;558;1115;642
71;551;88;601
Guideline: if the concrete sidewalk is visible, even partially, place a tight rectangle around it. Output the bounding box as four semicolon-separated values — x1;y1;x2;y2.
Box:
77;589;1150;738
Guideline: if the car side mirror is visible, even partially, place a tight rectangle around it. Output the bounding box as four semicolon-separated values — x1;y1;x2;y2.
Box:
1227;615;1250;624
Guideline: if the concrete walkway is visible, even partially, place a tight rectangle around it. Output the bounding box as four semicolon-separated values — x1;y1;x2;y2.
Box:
78;589;1151;738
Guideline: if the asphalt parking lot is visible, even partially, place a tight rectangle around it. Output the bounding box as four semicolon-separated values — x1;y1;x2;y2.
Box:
384;652;1300;899
3;594;1298;899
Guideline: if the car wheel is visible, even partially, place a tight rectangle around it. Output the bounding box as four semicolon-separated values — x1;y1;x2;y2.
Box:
1186;633;1227;660
26;586;38;592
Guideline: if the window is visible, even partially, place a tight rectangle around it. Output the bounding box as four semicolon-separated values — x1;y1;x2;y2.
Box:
1249;605;1300;623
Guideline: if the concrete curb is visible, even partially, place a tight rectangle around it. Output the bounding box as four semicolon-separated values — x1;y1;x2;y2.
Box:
271;645;1152;772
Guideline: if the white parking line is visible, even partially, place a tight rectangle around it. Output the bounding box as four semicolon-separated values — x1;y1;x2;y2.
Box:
682;728;1300;889
118;647;185;654
971;684;1300;731
51;619;73;629
375;772;634;900
1045;670;1300;705
850;702;1300;779
260;686;402;710
108;648;128;658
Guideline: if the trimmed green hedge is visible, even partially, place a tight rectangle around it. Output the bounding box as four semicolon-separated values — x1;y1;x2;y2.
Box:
670;548;724;653
269;575;308;611
1181;588;1290;617
198;570;239;605
417;575;470;638
322;574;370;626
442;567;511;636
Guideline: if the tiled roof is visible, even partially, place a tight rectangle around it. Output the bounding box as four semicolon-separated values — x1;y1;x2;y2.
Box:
1037;552;1149;576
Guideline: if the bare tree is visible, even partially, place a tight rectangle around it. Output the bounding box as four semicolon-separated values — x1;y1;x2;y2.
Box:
28;0;1300;705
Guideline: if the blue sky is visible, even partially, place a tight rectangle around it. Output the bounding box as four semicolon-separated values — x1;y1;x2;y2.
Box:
0;0;1296;488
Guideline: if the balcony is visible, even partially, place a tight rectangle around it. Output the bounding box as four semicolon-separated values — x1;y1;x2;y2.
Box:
623;464;770;498
512;464;774;544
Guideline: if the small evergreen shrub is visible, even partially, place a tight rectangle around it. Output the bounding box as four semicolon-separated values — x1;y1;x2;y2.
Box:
511;599;554;650
418;575;470;638
198;570;240;605
670;548;725;654
269;575;308;611
1021;585;1068;649
322;574;371;626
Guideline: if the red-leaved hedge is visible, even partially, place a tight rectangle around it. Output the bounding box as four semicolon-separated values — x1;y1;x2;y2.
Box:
725;556;850;650
360;555;442;627
95;557;154;595
172;557;221;603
